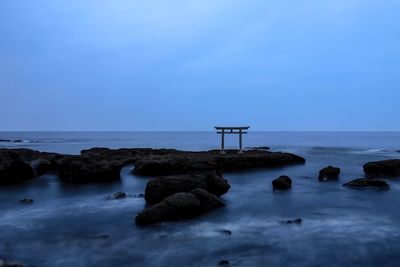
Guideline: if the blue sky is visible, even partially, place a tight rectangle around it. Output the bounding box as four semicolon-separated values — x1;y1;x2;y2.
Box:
0;0;399;131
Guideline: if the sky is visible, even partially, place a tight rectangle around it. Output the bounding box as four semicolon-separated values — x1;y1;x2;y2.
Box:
0;0;399;131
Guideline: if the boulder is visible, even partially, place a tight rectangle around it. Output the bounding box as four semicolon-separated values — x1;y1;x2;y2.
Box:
0;159;35;185
218;260;230;267
144;173;230;204
363;159;400;178
319;166;340;181
343;178;389;190
190;188;225;211
58;157;122;183
135;192;202;225
272;175;292;190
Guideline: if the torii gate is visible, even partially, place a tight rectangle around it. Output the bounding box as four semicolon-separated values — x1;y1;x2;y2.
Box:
215;126;250;154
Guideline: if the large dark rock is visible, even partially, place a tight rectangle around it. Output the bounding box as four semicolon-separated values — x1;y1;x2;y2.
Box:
319;166;340;181
363;159;400;178
144;173;230;204
343;178;390;190
190;188;225;211
30;159;52;176
135;192;202;225
57;157;122;183
133;150;305;176
0;159;35;185
272;175;292;190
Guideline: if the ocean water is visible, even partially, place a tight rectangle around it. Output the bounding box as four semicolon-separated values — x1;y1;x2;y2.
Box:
0;131;400;267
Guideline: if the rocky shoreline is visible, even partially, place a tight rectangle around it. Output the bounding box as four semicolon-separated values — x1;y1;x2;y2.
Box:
1;147;400;227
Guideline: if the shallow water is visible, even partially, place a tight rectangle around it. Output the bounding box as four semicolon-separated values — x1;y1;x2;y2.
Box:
0;132;400;267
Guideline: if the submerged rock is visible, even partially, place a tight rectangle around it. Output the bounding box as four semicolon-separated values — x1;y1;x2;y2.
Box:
135;192;202;225
272;175;292;190
363;159;400;178
217;229;232;235
0;259;25;267
106;192;127;200
343;178;389;190
287;218;302;224
319;166;340;181
19;198;34;204
144;173;230;205
218;260;230;267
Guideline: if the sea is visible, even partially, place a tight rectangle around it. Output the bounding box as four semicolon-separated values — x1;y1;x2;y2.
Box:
0;131;399;267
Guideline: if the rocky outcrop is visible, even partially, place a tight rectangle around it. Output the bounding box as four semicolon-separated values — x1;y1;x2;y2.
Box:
319;166;340;181
144;173;230;204
0;157;35;185
133;150;305;176
135;192;202;225
0;147;305;185
272;175;292;190
106;192;127;200
57;156;122;183
363;159;400;178
343;178;390;190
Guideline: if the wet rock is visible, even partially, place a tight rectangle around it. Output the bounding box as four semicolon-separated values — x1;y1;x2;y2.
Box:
363;159;400;178
30;159;52;176
19;198;34;204
190;188;225;212
217;229;232;235
106;192;127;200
144;173;230;204
133;150;305;176
0;139;11;142
58;156;122;183
135;192;202;225
218;260;230;267
319;166;340;181
0;259;25;267
0;158;35;185
343;178;390;190
287;218;302;224
272;175;292;190
136;193;145;198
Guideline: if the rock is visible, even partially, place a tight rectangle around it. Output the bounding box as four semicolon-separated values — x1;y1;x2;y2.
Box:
58;156;122;183
0;139;11;142
245;146;270;150
144;173;230;205
133;150;305;176
218;260;230;267
19;198;33;204
363;159;400;178
136;193;145;198
217;229;232;235
0;259;25;267
30;159;52;176
106;192;127;200
135;192;202;225
94;235;109;239
272;175;292;190
343;178;390;190
319;166;340;181
190;188;225;212
287;218;302;224
0;159;35;185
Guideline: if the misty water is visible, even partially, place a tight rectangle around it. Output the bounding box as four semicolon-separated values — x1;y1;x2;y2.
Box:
1;132;400;267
